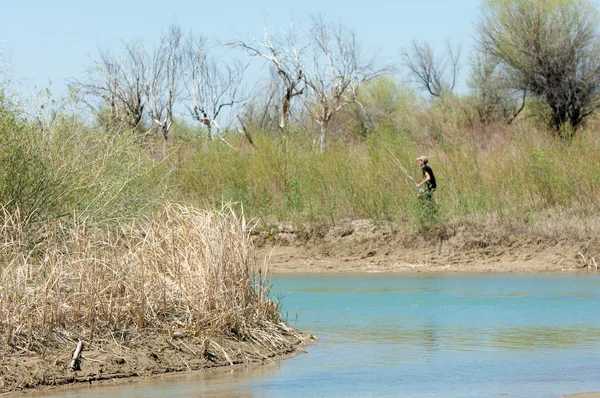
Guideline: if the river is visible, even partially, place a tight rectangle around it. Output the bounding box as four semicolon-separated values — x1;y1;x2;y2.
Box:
35;273;600;398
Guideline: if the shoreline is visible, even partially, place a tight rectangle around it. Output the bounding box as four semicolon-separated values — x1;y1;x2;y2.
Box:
0;205;319;396
255;219;599;274
261;242;598;274
0;330;316;396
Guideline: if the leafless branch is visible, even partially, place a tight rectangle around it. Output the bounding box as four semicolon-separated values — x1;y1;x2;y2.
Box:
228;22;307;131
400;39;461;97
304;15;388;151
183;35;247;139
145;24;183;142
70;41;146;131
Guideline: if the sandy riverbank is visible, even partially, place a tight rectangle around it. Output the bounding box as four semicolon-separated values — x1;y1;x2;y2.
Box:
255;219;599;274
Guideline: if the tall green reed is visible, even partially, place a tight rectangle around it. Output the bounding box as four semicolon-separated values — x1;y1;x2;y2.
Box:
168;124;600;228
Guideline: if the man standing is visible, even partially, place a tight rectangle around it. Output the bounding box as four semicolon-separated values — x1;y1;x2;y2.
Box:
416;155;436;199
415;155;437;224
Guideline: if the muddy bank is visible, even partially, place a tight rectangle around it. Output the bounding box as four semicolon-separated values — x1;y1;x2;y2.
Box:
255;218;600;273
0;327;314;395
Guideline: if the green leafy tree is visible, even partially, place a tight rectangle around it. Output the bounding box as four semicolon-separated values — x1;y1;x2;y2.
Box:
467;53;526;125
477;0;600;135
355;76;420;133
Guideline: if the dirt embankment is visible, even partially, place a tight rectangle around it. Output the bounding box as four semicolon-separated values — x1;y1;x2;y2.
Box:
0;327;314;395
254;218;600;273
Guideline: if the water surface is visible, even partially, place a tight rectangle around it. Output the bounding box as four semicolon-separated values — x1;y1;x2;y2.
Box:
39;273;600;398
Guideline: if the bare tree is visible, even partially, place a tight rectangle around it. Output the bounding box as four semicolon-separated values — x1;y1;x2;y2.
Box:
229;22;307;131
72;41;146;131
239;68;285;132
145;24;183;143
305;16;387;152
183;36;246;140
400;39;461;98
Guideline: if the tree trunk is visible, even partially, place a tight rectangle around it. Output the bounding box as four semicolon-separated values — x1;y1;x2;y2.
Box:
318;122;328;153
203;119;212;140
162;131;168;160
280;93;290;131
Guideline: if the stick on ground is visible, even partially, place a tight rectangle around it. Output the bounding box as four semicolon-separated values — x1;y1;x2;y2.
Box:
70;340;84;371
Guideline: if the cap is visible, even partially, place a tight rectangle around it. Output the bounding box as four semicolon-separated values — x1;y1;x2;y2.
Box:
416;156;428;162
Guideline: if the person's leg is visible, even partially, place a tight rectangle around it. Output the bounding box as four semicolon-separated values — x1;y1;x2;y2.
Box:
423;189;437;223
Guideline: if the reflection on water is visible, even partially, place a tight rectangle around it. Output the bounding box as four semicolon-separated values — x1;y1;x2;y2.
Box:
321;322;600;350
492;326;600;350
34;273;600;398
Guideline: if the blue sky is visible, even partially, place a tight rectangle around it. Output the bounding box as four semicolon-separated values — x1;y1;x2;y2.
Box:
5;0;600;100
2;0;487;98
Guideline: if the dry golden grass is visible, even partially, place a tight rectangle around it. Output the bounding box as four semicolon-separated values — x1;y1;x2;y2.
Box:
0;203;286;353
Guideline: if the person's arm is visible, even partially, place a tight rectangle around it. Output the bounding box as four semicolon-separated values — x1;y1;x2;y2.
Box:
418;171;431;188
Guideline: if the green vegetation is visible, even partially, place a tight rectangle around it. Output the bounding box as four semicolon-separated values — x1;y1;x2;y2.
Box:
477;0;600;133
1;0;600;389
168;117;599;230
0;92;167;229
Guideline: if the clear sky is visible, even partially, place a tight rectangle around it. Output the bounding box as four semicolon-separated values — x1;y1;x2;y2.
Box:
2;0;489;99
9;0;600;103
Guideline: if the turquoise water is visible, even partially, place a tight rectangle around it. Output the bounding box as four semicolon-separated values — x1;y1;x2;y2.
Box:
38;273;600;397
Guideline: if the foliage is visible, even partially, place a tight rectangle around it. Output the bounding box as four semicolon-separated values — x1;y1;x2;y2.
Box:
0;95;169;232
355;76;422;135
168;120;600;228
477;0;600;133
467;53;527;125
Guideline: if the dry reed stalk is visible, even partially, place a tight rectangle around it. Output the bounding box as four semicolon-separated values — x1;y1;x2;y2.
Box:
0;203;286;353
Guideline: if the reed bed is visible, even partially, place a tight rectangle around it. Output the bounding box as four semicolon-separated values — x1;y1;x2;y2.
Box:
0;203;284;353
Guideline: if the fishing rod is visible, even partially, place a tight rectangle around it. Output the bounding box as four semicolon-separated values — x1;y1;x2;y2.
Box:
388;149;424;192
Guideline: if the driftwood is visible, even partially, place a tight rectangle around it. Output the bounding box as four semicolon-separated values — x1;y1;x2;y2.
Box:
70;340;84;371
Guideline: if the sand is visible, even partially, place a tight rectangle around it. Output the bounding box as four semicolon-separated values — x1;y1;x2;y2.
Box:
255;219;598;274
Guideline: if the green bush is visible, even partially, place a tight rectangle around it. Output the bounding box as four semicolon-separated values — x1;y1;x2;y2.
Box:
0;94;169;230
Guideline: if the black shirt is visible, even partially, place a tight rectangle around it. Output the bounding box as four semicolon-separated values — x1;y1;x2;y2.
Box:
422;165;436;190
